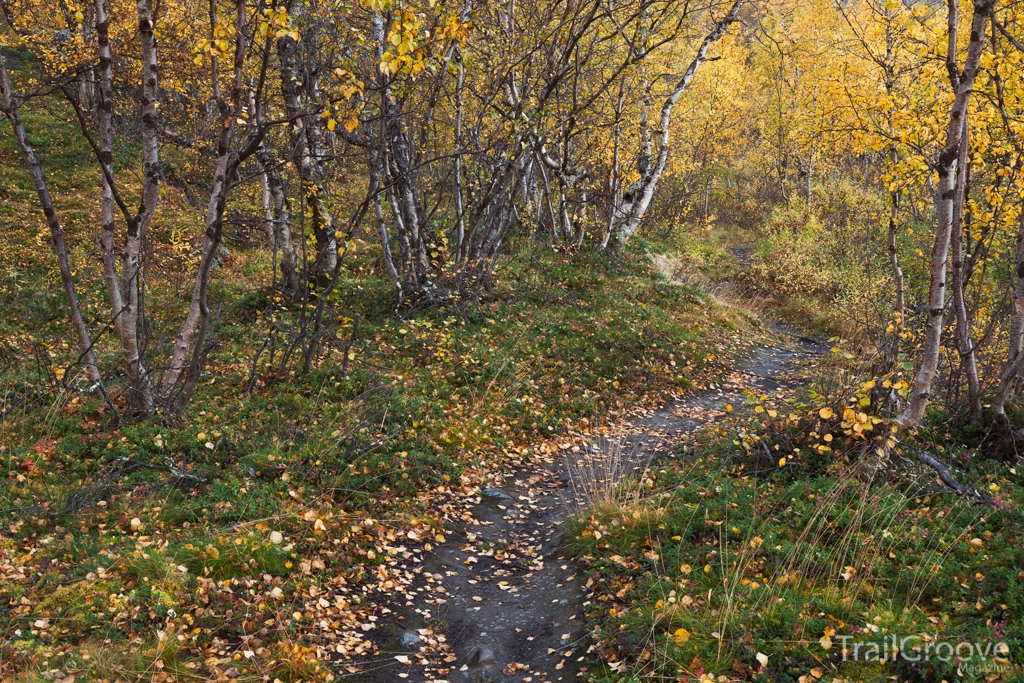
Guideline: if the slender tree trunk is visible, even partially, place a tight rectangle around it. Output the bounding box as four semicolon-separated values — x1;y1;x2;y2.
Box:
373;190;402;293
574;188;588;248
76;4;97;115
949;116;981;422
277;3;336;284
558;185;572;243
94;0;126;349
887;178;905;328
900;0;993;431
382;156;413;279
993;206;1024;419
607;0;744;256
261;160;274;244
453;46;467;265
804;149;813;210
0;56;104;390
884;17;904;328
989;15;1024;420
602;79;625;249
88;0;157;413
164;0;250;400
169;0;252;416
114;0;159;414
370;149;402;294
1009;208;1024;365
372;10;431;289
257;150;299;299
170;151;233;412
636;12;653;182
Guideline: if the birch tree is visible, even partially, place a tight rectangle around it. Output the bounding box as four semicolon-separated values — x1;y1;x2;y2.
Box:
0;56;104;394
606;0;745;256
900;0;994;431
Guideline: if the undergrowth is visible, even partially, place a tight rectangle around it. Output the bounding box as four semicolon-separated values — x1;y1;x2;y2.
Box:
0;165;750;682
568;345;1024;683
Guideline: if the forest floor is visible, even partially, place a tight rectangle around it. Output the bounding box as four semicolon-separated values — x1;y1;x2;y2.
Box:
359;245;1024;683
3;113;1021;680
354;253;827;683
555;249;1024;682
1;227;766;683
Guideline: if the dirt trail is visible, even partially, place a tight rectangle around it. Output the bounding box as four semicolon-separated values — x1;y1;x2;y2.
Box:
359;257;824;683
569;322;823;504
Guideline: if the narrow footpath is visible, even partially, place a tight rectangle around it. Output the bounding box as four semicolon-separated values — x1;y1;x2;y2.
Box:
359;254;825;683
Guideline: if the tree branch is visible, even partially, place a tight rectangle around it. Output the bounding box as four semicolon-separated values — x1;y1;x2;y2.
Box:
916;451;996;506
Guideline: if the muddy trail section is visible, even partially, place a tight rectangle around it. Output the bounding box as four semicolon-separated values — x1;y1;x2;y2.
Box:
353;321;825;683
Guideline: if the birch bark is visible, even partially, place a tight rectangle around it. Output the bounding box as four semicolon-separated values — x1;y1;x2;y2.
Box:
949;115;981;422
607;0;745;256
900;0;993;430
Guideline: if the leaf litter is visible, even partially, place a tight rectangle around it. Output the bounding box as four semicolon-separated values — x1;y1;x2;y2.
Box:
346;325;823;682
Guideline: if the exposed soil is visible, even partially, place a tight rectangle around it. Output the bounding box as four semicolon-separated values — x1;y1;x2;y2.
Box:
358;256;825;683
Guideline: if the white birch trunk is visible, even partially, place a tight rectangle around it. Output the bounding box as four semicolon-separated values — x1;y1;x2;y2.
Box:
607;0;745;256
900;0;992;431
163;0;247;398
949;116;981;422
97;0;156;413
993;207;1024;419
277;2;337;283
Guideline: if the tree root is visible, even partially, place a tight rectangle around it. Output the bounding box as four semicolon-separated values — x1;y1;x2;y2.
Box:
916;451;996;506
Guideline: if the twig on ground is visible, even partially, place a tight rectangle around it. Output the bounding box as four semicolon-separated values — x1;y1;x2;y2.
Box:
27;557;51;587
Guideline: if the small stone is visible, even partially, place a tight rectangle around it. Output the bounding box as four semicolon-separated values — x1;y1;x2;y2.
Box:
225;668;239;678
467;645;495;666
542;530;566;555
484;487;515;502
399;630;422;649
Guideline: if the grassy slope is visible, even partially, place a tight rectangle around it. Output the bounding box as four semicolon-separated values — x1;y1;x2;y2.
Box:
569;227;1024;682
0;102;755;680
567;401;1024;682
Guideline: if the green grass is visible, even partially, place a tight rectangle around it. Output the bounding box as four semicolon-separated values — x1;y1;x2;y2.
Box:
0;129;752;680
566;353;1024;683
0;81;756;678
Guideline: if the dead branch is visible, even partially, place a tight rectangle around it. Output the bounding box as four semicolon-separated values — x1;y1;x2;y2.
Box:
916;451;996;506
